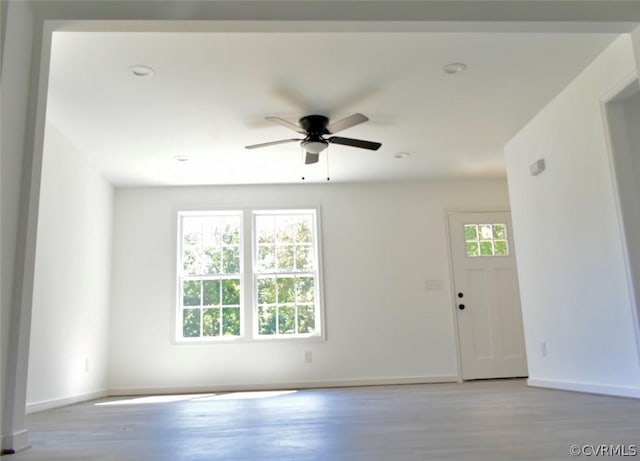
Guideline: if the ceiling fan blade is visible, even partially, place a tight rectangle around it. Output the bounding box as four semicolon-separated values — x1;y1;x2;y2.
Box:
305;152;320;165
245;138;301;149
265;116;306;134
328;136;381;151
327;113;369;134
272;87;310;112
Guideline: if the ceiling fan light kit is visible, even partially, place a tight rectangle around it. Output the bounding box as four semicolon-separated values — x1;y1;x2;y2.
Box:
245;112;382;167
302;140;328;154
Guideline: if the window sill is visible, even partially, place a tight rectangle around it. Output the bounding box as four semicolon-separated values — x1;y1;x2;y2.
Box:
173;333;325;345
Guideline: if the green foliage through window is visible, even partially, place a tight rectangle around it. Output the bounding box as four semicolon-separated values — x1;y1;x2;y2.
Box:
464;223;510;258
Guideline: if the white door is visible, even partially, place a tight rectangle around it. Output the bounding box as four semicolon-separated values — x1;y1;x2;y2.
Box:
449;212;528;380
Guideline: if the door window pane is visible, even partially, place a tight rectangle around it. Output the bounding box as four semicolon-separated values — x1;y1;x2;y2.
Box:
464;223;510;257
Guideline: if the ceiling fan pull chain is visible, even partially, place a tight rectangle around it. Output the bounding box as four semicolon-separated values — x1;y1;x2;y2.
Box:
301;145;306;181
326;146;330;181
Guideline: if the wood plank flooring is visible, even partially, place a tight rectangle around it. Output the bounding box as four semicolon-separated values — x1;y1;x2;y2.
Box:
7;379;640;461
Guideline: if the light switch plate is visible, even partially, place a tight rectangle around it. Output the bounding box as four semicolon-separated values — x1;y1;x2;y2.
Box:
424;279;444;291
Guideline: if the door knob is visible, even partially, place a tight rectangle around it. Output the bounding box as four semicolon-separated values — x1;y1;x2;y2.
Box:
458;304;465;310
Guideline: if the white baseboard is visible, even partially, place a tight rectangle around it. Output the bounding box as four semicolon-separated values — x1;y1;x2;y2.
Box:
26;390;109;414
528;378;640;399
107;375;458;396
1;429;30;454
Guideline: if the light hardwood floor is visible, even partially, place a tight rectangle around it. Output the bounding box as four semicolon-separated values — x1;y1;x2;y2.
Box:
6;379;640;461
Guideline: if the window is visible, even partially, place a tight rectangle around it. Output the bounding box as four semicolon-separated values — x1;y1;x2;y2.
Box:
254;211;320;337
177;209;322;341
464;223;509;257
178;212;242;339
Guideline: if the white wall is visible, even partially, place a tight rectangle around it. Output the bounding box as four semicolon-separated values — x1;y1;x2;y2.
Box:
26;122;113;412
109;180;509;393
505;34;640;397
1;0;37;450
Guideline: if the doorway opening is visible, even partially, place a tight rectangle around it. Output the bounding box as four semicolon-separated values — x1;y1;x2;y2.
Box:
603;77;640;359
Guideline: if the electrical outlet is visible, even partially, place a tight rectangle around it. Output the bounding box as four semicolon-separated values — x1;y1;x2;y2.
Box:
540;341;547;357
304;351;312;364
84;357;90;373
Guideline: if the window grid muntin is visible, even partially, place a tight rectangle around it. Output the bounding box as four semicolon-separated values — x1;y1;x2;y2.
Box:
182;215;241;276
181;275;242;337
464;223;510;257
256;273;317;335
254;210;320;337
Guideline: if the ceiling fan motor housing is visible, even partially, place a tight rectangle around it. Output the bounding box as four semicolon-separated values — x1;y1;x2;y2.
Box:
299;115;330;153
299;115;331;135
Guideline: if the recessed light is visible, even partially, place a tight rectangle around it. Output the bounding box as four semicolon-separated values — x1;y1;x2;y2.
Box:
129;65;155;78
443;62;467;75
173;155;190;162
394;152;410;159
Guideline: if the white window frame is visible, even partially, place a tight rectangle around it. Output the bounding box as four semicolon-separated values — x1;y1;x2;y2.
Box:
252;209;324;340
176;210;244;342
175;207;325;343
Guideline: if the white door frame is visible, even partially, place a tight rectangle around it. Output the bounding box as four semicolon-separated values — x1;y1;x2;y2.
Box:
600;71;640;363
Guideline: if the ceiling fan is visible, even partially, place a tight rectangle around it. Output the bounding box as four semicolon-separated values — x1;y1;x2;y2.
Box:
245;113;382;164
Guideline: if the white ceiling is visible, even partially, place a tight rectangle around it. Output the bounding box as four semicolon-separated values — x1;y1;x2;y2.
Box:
45;26;619;185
